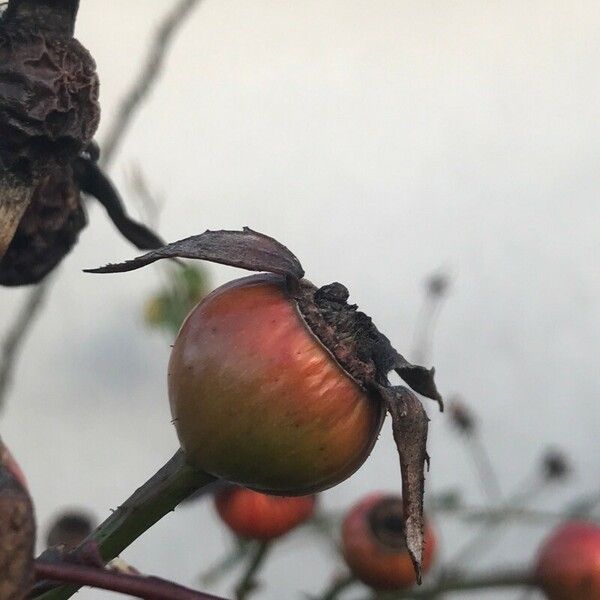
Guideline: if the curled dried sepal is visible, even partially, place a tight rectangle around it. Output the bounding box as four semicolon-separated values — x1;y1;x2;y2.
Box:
379;385;429;584
73;157;164;250
85;228;305;282
0;439;35;599
0;174;35;261
393;351;443;410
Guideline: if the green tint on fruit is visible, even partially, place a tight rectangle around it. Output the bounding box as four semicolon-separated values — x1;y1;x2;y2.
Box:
168;274;384;495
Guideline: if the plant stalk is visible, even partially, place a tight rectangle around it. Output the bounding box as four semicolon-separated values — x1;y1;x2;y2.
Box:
33;450;217;600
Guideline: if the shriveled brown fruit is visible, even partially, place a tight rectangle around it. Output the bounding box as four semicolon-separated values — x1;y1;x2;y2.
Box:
0;438;35;599
0;0;98;267
0;0;99;177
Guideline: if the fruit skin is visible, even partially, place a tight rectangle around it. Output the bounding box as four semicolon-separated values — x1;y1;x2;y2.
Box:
168;273;385;495
215;487;316;540
535;521;600;600
341;493;436;590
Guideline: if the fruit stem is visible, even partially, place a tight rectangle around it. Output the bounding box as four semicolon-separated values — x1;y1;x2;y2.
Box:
32;450;217;600
235;541;272;600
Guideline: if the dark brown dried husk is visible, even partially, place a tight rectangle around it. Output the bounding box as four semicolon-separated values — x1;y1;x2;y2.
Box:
0;20;99;176
0;167;86;286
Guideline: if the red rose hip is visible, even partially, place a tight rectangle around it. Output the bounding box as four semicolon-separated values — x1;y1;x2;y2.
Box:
215;487;316;540
169;274;384;495
90;228;443;578
535;521;600;600
341;493;436;590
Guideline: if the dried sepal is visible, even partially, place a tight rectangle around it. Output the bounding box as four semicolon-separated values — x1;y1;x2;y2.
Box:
0;174;35;260
0;439;35;599
393;350;443;410
0;167;86;286
378;385;429;583
73;157;164;250
86;228;305;281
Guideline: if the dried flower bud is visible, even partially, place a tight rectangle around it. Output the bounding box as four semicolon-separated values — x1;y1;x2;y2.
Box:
448;398;476;435
426;273;449;299
0;438;35;599
46;509;95;550
542;449;571;482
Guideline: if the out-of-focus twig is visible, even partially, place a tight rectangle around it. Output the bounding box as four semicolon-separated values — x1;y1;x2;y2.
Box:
411;271;451;365
0;0;201;411
33;451;218;600
0;281;49;407
447;398;503;503
443;454;569;573
35;561;227;600
101;0;202;168
367;569;536;599
235;541;272;600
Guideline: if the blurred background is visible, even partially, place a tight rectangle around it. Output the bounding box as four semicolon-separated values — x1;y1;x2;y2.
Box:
1;1;598;598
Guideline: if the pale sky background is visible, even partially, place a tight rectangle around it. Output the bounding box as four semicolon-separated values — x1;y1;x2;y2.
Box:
1;1;599;598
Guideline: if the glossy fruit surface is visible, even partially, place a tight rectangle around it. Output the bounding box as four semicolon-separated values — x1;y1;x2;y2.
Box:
215;486;316;540
168;273;385;495
341;493;436;590
535;521;600;600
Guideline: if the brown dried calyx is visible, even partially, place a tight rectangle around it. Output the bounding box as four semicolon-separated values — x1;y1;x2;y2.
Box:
368;496;408;551
0;165;85;285
86;227;444;581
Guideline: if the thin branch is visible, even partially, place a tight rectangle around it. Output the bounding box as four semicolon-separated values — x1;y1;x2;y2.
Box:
0;281;49;408
0;0;201;410
369;569;537;599
33;451;218;600
433;503;597;525
35;561;228;600
235;541;271;600
443;473;549;571
100;0;202;168
465;432;503;503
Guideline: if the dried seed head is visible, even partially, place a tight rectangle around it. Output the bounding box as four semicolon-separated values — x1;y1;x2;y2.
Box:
448;398;476;435
46;510;95;550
